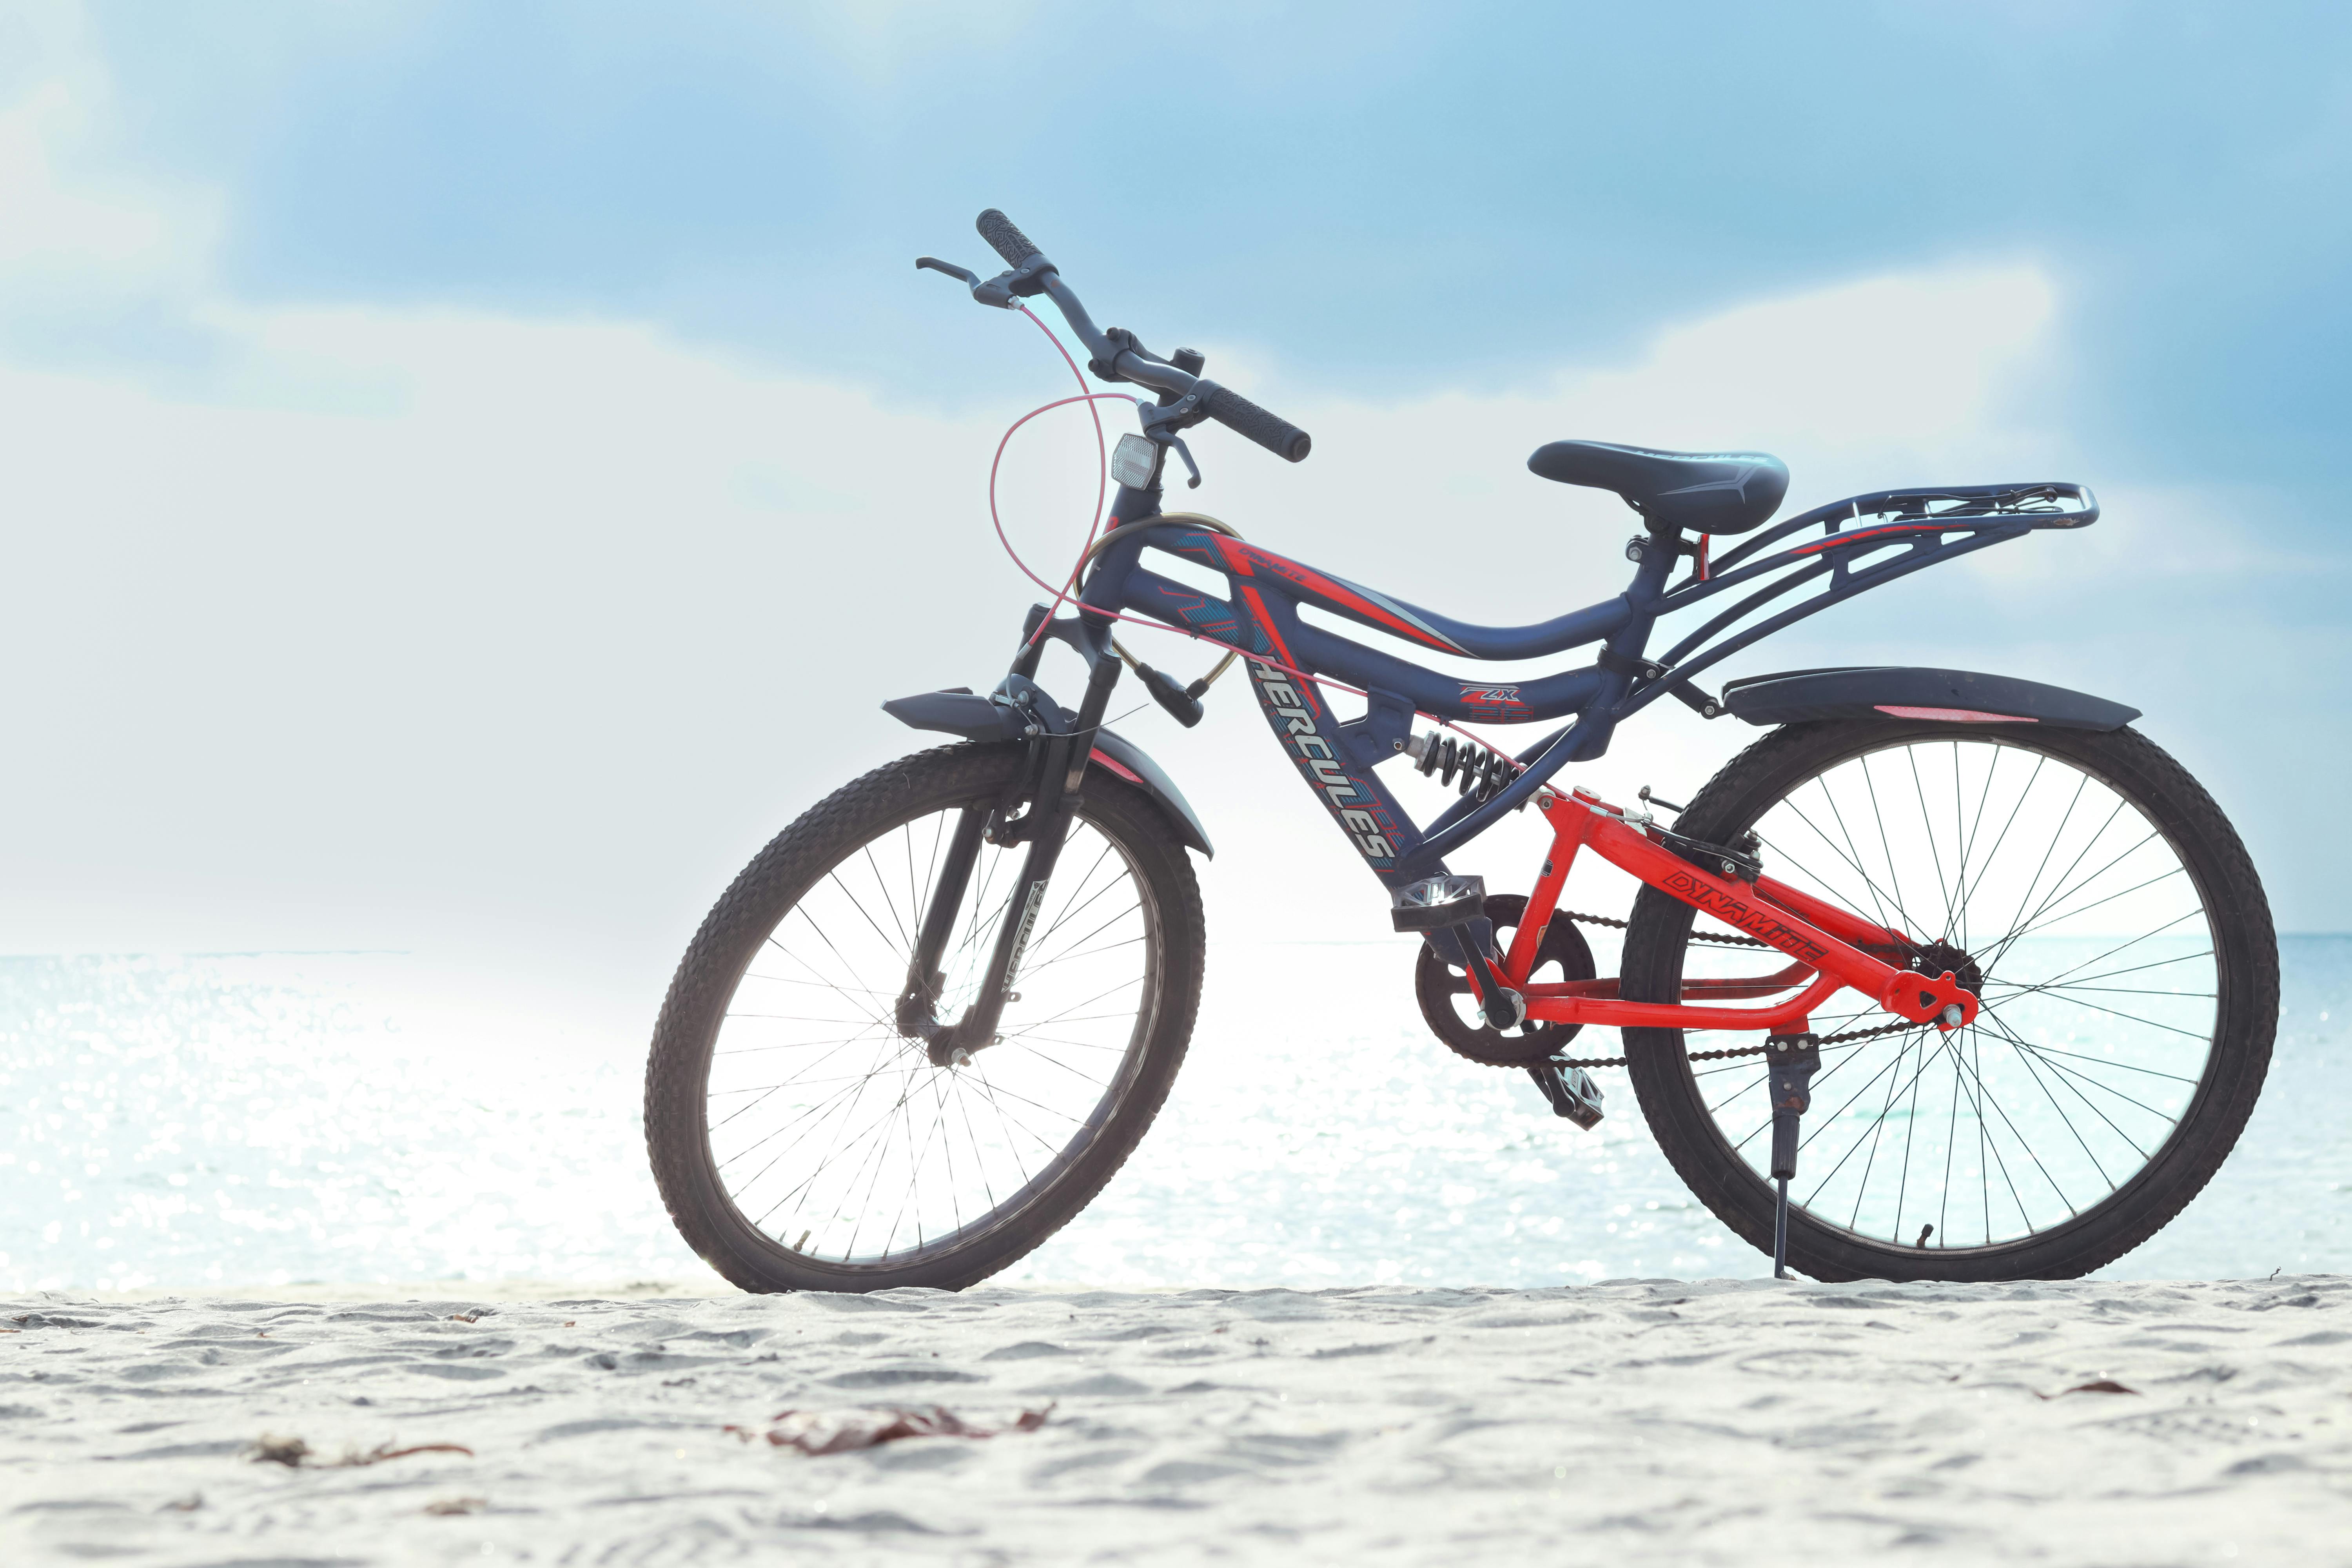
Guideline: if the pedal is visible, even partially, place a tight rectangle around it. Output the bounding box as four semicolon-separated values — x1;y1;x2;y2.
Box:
1765;1032;1821;1278
1527;1060;1605;1130
1391;874;1486;932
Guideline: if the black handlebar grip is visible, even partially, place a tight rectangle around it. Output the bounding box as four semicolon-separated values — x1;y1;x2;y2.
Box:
976;209;1041;267
1203;385;1312;463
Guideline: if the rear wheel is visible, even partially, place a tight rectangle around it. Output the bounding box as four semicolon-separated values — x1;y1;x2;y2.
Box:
1622;719;2275;1281
644;744;1205;1292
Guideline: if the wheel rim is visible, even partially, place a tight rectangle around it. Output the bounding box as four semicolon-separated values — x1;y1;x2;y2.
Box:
1674;735;2220;1254
701;799;1160;1273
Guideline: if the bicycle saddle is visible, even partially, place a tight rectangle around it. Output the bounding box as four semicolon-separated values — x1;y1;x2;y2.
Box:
1528;441;1789;535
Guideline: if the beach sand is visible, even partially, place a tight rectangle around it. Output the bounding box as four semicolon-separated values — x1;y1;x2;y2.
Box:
5;1276;2349;1564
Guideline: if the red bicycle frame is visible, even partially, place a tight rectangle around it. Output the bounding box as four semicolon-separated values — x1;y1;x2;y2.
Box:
1497;785;1980;1036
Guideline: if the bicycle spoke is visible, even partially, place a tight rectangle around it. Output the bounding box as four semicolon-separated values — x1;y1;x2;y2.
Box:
709;1030;895;1133
1904;746;1955;944
1950;751;2047;936
1984;931;2209;995
1985;866;2190;967
862;843;913;955
1838;1030;1916;1227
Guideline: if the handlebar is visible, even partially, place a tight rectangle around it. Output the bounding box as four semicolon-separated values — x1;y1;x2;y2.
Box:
930;208;1312;465
1202;385;1311;463
976;208;1041;268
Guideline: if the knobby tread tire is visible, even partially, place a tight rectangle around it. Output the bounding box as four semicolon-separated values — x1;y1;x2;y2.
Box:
643;743;1205;1294
1620;719;2277;1283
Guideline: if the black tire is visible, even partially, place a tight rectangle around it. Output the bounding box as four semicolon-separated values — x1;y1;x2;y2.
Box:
1622;719;2276;1282
644;743;1205;1293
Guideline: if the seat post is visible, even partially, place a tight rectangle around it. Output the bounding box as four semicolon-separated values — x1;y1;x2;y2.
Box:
1571;527;1681;762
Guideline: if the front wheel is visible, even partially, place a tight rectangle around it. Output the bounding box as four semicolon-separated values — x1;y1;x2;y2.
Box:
1622;719;2276;1282
644;743;1205;1292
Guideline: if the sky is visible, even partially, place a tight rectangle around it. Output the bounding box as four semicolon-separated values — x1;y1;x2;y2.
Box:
0;0;2345;1034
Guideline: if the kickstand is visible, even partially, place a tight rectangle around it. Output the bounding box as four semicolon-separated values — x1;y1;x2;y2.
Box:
1765;1033;1821;1279
1772;1176;1792;1277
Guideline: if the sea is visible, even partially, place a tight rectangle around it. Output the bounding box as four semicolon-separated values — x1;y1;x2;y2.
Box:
4;938;2344;1293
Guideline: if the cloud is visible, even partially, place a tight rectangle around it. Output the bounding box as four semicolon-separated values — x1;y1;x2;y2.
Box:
0;4;223;377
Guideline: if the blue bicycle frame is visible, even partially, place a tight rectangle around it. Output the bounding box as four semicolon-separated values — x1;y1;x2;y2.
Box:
1060;479;2100;892
892;208;2109;1067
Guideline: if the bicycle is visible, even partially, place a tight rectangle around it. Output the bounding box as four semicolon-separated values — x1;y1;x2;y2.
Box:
644;209;2277;1290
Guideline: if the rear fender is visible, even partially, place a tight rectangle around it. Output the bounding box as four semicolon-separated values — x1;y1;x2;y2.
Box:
1721;667;2139;730
881;690;1213;857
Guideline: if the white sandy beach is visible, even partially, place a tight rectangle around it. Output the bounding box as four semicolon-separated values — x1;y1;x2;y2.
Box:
4;1276;2349;1564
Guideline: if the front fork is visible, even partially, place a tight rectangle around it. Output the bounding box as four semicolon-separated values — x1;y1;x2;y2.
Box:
897;628;1123;1066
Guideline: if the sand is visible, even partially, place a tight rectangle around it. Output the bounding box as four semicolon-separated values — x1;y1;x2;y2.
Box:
5;1276;2350;1564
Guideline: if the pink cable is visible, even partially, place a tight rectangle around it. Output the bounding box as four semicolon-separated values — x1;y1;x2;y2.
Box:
986;314;1516;765
988;390;1142;605
1011;303;1120;647
984;390;1378;708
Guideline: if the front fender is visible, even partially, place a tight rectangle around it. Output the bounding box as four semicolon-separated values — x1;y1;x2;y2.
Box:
1721;666;2139;730
1085;726;1213;858
879;688;1027;742
881;690;1213;858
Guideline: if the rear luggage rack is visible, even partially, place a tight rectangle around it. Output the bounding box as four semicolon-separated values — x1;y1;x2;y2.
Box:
1708;481;2096;579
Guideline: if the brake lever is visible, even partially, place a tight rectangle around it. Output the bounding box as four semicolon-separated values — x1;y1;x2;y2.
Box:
915;254;1057;310
915;256;1015;310
1166;435;1203;490
916;256;980;286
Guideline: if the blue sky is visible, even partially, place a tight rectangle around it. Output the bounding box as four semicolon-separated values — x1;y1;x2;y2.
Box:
0;1;2345;999
53;1;2349;475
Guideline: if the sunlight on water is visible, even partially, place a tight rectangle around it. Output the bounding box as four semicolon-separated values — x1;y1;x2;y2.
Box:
2;940;2345;1290
1016;940;1739;1287
0;955;697;1292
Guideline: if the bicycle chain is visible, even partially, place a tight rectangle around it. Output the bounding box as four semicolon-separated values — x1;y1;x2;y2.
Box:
1540;911;1923;1070
1554;909;1769;948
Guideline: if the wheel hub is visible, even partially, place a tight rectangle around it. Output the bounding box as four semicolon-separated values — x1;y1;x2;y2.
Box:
1906;939;1983;998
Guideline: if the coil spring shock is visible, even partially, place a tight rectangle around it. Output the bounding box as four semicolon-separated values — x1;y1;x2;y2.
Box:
1405;730;1528;808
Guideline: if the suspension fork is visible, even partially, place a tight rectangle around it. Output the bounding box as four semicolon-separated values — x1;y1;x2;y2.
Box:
905;630;1123;1065
895;805;988;1039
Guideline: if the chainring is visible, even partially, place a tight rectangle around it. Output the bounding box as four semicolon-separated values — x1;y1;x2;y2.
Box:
1413;893;1598;1067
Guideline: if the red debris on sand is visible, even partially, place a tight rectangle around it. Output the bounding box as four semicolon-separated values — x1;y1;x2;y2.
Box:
727;1403;1053;1456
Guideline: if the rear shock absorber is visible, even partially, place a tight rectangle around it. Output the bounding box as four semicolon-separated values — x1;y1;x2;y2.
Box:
1403;730;1528;808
